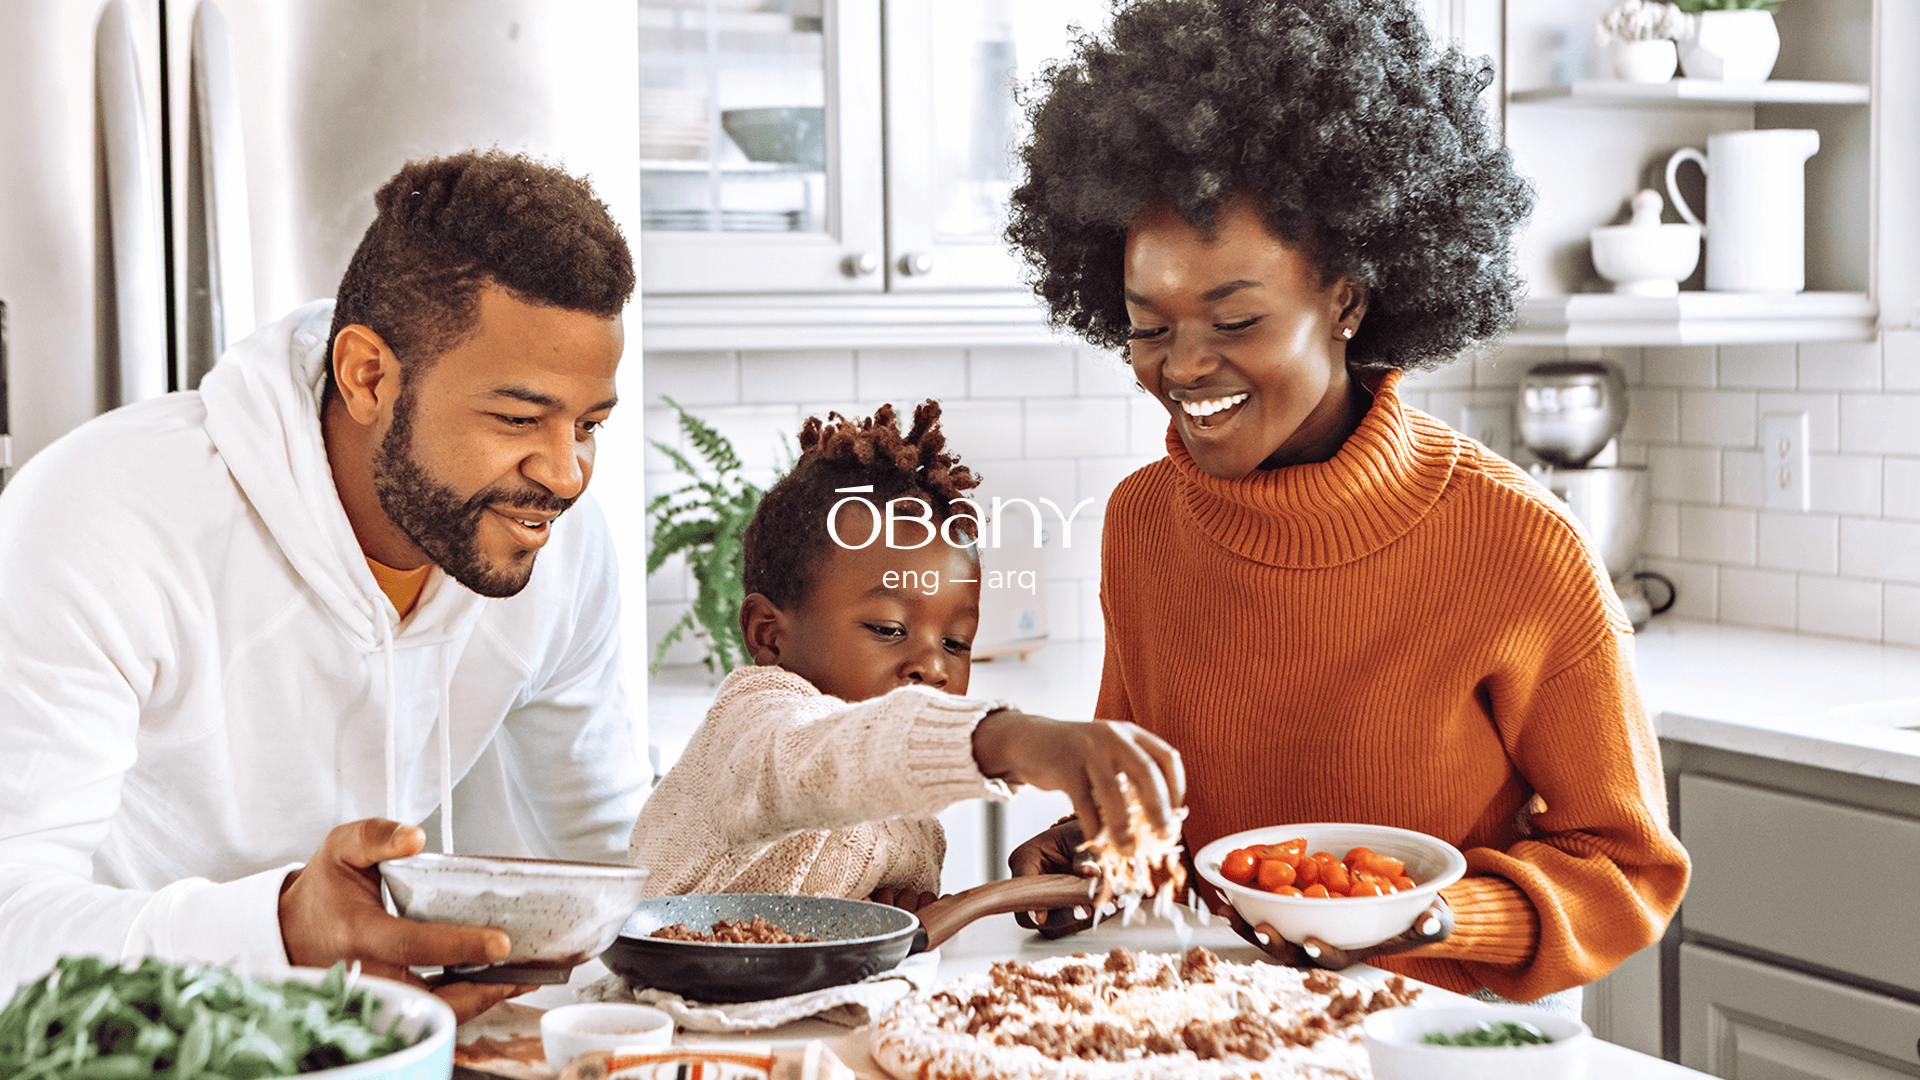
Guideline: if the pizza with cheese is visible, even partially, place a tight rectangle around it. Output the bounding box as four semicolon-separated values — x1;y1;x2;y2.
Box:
871;947;1419;1080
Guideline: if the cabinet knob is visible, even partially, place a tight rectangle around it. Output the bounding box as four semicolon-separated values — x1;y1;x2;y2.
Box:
899;252;934;277
841;252;880;278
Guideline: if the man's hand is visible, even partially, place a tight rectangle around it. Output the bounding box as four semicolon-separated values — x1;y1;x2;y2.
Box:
973;712;1185;854
1007;819;1102;937
279;818;536;1023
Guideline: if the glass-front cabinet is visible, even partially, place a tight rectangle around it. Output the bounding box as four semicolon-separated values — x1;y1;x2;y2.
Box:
638;0;1110;296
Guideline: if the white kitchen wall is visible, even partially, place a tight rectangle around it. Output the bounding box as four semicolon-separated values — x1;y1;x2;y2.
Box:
640;332;1920;662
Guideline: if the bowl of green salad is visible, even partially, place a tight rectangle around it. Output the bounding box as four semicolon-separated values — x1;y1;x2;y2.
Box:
0;955;455;1079
1362;1003;1591;1080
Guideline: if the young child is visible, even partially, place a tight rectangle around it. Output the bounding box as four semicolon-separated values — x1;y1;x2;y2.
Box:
1002;0;1689;1014
629;401;1184;911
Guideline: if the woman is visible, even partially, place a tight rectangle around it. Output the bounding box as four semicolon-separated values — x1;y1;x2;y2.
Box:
1003;0;1688;1012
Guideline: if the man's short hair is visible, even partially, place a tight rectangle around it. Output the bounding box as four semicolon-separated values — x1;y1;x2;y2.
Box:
324;150;635;400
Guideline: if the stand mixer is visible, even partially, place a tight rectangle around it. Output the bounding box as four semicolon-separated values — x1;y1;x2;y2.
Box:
1517;362;1673;629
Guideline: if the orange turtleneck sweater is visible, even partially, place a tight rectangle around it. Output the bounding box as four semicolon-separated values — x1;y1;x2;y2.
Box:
1096;372;1689;1002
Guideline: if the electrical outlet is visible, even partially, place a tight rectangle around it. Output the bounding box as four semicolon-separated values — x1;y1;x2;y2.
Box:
1761;411;1811;512
1460;404;1515;460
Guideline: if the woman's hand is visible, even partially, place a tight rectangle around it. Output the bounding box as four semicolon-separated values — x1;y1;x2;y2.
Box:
1006;819;1103;937
972;711;1185;854
1212;889;1453;969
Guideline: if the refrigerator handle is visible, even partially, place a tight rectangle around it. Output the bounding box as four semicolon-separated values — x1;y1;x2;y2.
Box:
187;0;254;388
95;0;169;408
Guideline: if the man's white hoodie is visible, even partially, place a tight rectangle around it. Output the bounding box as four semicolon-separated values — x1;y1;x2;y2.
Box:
0;302;648;990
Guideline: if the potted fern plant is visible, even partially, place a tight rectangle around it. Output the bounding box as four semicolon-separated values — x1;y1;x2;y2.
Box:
646;397;765;676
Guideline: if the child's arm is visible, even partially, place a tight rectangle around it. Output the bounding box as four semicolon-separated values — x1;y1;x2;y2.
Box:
970;709;1184;855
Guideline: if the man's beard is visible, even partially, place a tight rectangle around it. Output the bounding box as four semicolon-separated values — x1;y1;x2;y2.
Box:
371;387;572;598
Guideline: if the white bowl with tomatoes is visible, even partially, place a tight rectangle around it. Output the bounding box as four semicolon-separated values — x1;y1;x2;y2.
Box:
1193;823;1467;951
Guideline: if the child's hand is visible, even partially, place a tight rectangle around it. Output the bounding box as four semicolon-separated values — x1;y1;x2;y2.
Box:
972;711;1185;855
868;885;941;914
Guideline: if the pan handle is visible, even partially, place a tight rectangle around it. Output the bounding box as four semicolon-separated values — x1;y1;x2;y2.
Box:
910;875;1100;953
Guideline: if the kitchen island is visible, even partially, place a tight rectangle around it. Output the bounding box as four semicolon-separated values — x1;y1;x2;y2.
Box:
480;913;1715;1078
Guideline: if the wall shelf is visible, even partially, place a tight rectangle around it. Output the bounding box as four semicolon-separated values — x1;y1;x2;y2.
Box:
1509;79;1870;107
1509;291;1876;346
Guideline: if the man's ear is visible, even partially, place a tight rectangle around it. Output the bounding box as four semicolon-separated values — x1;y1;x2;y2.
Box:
332;325;403;427
740;593;786;666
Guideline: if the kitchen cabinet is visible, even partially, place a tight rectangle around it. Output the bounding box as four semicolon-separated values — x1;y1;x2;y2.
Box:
1672;767;1920;1077
1500;0;1911;346
637;0;1109;303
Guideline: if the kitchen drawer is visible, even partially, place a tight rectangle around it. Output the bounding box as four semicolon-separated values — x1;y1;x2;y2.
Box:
1681;943;1920;1078
1680;773;1920;995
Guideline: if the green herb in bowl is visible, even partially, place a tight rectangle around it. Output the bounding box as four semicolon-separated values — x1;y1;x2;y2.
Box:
0;955;416;1078
1422;1019;1556;1047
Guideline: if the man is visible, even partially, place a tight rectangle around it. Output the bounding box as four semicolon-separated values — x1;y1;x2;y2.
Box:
0;151;648;1020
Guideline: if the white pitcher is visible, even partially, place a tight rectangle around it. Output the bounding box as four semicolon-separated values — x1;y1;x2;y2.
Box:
1664;129;1819;293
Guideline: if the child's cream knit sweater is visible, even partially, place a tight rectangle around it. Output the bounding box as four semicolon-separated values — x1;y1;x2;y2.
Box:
628;665;1012;898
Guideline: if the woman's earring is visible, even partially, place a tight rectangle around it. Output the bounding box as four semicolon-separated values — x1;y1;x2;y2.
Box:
1341;327;1355;340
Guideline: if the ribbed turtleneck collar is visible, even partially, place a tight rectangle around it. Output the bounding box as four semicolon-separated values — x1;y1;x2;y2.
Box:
1163;370;1460;568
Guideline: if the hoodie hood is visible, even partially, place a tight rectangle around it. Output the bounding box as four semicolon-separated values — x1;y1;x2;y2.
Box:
197;301;485;651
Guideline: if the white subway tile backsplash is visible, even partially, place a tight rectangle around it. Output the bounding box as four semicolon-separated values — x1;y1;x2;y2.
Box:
642;406;679;472
1679;504;1756;564
1650;445;1720;503
968;458;1078;509
1129;398;1172;457
1643;346;1716;388
703;405;802;475
1799;340;1882;391
647;602;707;667
1810;454;1883;517
1840;518;1920;585
647;350;740;406
1075;348;1137;397
1475;346;1562;388
1026;399;1131;458
1646;501;1680;559
1755;511;1838;574
1721;450;1762;509
971;346;1076;398
1839;393;1920;455
1644;558;1716;620
1681;390;1756;446
938;400;1024;460
1718;566;1796;630
1887;459;1920;521
1039;521;1103;583
1797;576;1882;639
1076;456;1153;511
1042;579;1083;643
1718;344;1797;389
1624;388;1680;443
857;348;967;401
741;350;855;404
1887;330;1920;392
1753;392;1841;452
1887;583;1920;647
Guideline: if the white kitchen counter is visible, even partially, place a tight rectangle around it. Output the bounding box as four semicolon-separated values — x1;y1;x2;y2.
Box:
649;617;1920;782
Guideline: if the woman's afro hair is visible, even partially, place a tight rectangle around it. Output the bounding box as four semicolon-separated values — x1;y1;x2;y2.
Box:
1006;0;1534;371
742;401;980;612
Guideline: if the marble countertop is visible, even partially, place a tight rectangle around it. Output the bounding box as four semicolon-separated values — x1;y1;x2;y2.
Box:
648;618;1920;783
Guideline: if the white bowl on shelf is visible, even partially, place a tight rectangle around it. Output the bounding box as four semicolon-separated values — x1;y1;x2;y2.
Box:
1590;221;1701;296
1192;823;1466;950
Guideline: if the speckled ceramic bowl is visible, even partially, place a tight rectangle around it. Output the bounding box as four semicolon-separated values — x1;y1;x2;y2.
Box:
379;853;649;983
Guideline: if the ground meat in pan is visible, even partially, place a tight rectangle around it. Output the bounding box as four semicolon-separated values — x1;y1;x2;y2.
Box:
647;915;820;943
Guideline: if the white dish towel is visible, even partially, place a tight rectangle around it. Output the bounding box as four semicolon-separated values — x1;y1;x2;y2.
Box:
578;950;940;1032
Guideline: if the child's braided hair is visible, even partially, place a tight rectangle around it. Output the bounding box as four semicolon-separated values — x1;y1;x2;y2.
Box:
743;400;981;611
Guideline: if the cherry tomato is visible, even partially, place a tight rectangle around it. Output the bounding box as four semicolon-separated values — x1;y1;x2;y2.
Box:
1321;863;1352;895
1275;886;1304;897
1221;849;1258;885
1360;853;1407;878
1301;884;1331;899
1311;851;1339;866
1349;880;1384;897
1256;858;1297;892
1265;838;1307;857
1393;875;1417;892
1293;856;1321;889
1344;846;1376;866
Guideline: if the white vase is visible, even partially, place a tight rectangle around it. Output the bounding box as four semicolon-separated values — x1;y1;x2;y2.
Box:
1611;39;1679;83
1678;10;1780;81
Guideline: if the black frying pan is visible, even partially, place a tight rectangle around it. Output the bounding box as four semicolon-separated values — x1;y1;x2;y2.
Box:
599;875;1099;1003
